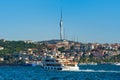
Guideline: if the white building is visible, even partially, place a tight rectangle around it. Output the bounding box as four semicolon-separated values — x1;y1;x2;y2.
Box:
0;46;4;50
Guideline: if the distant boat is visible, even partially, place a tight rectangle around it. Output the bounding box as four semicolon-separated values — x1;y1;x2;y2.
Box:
78;63;97;65
87;63;97;65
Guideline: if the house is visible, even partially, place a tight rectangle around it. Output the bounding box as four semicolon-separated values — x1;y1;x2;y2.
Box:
0;46;4;50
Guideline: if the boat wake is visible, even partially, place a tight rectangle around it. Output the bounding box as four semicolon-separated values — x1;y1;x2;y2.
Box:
61;69;120;73
78;69;120;73
48;69;120;80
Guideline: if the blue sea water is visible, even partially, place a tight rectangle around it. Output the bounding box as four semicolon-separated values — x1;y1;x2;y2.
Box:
0;64;120;80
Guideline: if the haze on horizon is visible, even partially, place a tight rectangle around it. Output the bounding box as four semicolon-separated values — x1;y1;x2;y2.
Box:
0;0;120;43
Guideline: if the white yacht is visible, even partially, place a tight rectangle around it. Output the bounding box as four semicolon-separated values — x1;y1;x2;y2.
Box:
40;56;79;71
40;56;63;70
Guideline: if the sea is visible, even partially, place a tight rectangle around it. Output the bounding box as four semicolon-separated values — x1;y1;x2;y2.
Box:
0;64;120;80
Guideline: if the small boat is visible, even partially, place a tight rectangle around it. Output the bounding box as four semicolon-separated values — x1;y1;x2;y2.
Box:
78;62;97;65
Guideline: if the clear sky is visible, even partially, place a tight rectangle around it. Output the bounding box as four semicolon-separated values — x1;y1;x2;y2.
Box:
0;0;120;43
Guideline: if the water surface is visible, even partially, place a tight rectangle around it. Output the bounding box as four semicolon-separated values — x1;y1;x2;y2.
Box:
0;64;120;80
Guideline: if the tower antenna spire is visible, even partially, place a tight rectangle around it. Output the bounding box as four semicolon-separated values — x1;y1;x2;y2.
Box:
61;8;62;20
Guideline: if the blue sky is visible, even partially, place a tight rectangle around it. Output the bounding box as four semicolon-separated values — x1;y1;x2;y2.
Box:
0;0;120;43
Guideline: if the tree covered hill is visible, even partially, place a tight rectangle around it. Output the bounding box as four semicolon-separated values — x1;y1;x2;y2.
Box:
0;40;37;54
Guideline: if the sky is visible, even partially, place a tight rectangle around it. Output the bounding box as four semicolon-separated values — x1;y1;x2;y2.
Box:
0;0;120;43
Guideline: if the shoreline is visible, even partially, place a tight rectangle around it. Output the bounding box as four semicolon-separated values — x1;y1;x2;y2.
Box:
0;64;34;66
0;62;120;66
